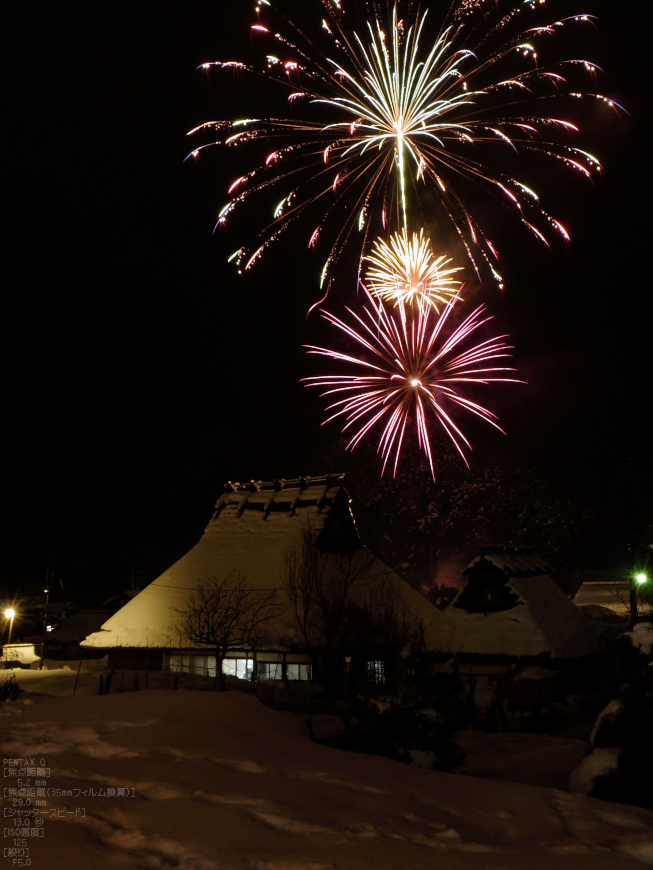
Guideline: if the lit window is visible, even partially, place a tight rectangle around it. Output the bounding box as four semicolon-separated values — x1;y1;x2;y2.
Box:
169;654;216;677
222;658;253;679
287;663;311;681
191;655;217;677
258;662;283;680
366;660;385;684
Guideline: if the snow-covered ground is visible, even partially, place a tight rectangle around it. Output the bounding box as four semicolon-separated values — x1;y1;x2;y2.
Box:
454;729;589;791
1;670;652;869
0;663;106;698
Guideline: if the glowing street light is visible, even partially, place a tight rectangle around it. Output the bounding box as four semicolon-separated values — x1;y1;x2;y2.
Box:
4;608;16;645
630;572;649;622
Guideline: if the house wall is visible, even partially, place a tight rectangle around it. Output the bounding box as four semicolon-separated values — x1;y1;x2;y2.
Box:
163;649;312;681
106;648;164;671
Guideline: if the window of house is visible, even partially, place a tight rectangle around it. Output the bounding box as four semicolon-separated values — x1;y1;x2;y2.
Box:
366;660;385;684
222;658;254;680
286;663;310;681
191;655;217;677
257;662;283;681
169;654;217;677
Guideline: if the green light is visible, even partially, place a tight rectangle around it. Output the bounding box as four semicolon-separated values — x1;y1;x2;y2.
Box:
636;573;647;584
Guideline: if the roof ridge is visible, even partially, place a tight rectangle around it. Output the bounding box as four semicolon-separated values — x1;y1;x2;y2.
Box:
224;473;345;493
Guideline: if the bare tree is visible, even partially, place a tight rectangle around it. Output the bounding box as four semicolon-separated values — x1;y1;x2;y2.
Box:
176;572;281;691
285;526;375;640
611;581;652;619
284;525;420;695
357;578;425;655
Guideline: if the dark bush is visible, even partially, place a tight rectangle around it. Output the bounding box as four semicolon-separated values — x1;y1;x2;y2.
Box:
350;702;465;772
0;674;24;702
590;671;653;810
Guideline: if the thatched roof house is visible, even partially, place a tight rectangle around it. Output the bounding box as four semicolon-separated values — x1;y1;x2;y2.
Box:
432;546;601;659
82;475;440;681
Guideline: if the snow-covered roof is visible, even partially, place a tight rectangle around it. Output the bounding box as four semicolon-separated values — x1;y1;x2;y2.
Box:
82;475;439;649
102;590;140;608
573;581;630;615
429;577;601;659
48;611;111;644
464;546;552;578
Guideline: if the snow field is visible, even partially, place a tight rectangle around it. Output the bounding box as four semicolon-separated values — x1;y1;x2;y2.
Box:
2;688;652;869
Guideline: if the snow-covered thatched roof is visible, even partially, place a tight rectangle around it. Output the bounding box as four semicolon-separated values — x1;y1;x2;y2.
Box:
49;611;111;644
430;547;600;659
465;546;553;579
82;475;440;650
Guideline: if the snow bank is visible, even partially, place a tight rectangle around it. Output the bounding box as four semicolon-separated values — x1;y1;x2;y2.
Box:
1;688;651;869
625;622;653;656
455;730;588;791
590;699;623;746
569;748;621;795
0;664;108;698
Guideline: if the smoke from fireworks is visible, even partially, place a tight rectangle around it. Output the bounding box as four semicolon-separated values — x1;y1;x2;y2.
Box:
364;228;462;312
189;0;618;292
304;285;523;478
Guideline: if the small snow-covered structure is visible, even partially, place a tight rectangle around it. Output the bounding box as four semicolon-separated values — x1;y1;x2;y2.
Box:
82;474;440;681
430;546;600;659
1;643;40;666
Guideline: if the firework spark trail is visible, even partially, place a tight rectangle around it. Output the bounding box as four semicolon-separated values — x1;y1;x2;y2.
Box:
364;227;462;311
304;286;524;478
189;0;619;294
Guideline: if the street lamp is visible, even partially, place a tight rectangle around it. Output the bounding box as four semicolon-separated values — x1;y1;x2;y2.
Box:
4;608;16;646
630;572;649;623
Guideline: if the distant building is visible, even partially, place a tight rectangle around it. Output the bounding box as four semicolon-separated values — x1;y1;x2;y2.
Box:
1;643;40;667
432;545;601;659
47;611;112;655
103;590;141;612
573;572;631;616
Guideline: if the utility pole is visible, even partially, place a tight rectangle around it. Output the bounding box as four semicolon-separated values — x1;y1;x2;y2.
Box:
39;585;51;670
625;455;639;626
632;571;648;624
39;552;55;669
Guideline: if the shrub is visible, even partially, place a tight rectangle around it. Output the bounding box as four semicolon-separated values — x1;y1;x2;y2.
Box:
587;671;653;810
0;674;24;702
351;701;466;772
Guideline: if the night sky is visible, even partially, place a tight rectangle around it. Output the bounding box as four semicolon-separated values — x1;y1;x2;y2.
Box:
5;1;650;603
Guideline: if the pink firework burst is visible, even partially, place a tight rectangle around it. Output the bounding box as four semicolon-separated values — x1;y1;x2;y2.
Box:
304;290;524;478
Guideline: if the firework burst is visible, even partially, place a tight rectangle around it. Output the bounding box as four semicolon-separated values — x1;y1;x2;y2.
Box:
190;0;618;292
364;228;462;312
304;288;523;478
